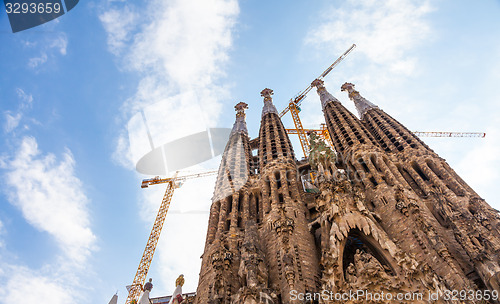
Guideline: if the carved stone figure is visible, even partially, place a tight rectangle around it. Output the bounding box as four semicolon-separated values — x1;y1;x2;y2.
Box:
308;132;336;173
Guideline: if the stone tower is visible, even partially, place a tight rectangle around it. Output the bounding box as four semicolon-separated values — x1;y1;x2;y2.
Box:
193;82;500;304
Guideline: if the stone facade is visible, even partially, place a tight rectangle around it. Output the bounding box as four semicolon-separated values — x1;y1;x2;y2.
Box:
193;82;500;304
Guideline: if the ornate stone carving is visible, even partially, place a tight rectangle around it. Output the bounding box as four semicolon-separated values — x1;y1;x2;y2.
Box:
308;132;336;173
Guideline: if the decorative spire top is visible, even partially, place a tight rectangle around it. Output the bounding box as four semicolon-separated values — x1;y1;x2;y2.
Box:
235;102;248;118
260;88;274;100
311;79;340;109
261;88;278;117
311;79;325;89
341;82;378;119
340;82;357;97
231;102;248;135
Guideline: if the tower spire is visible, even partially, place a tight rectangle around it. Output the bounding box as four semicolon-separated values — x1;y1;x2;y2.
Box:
212;101;251;202
341;82;378;119
231;102;249;135
312;79;378;153
261;88;278;117
258;88;295;168
311;79;341;109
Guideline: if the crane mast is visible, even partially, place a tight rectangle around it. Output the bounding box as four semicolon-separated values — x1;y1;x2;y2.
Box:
126;178;176;304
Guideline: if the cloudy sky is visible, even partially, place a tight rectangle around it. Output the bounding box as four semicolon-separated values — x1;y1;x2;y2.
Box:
1;0;499;303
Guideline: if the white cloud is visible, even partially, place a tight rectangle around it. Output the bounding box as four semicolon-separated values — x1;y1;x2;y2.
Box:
50;34;68;55
27;33;68;68
102;0;239;168
99;6;137;55
113;129;135;169
298;0;436;131
3;88;34;133
16;88;33;107
0;136;96;304
454;112;500;209
28;53;48;68
3;112;22;133
2;137;96;264
459;129;499;182
100;0;239;295
2;269;71;304
306;0;433;70
0;265;78;304
126;0;239;88
0;219;4;248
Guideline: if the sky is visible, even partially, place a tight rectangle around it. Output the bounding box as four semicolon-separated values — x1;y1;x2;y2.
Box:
0;0;499;303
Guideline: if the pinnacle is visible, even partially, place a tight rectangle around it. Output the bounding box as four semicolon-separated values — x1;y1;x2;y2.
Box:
261;88;278;117
341;82;378;118
260;88;274;100
312;79;340;109
231;101;249;134
235;102;248;117
311;79;325;88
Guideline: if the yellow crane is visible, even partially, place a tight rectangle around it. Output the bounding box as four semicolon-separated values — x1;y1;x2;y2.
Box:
126;170;217;304
279;44;356;158
285;124;334;149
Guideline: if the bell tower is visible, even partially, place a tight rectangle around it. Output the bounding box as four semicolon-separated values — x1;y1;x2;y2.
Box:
257;88;320;303
196;102;252;304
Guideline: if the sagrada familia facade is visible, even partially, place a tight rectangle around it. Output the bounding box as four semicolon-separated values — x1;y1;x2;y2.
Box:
189;80;500;303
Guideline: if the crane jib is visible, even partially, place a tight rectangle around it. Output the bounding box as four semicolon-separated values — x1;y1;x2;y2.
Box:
279;43;356;157
322;67;333;77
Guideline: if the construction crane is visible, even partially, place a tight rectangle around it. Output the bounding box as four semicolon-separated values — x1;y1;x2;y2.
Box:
285;124;334;148
286;127;486;156
125;170;217;304
413;131;486;138
279;44;356;158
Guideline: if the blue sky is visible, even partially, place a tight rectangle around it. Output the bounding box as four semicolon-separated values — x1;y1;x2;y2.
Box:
1;0;499;303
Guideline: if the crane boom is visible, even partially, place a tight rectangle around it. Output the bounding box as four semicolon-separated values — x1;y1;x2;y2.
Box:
319;43;357;78
286;129;486;138
413;131;486;138
279;44;356;118
141;170;218;188
286;127;486;157
126;170;217;304
277;44;356;158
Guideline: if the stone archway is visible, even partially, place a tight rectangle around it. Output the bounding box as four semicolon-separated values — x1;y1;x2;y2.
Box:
342;229;395;282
